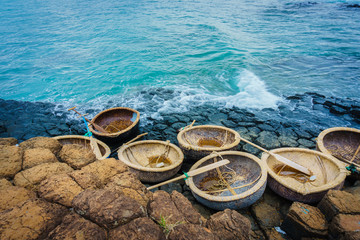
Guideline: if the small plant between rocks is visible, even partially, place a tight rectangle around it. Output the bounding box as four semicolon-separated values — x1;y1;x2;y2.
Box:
157;214;185;237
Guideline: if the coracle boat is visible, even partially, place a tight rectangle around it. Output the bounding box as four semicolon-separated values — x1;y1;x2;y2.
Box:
53;135;111;160
261;148;348;203
117;140;184;183
316;127;360;170
88;107;140;146
177;125;241;161
186;151;267;210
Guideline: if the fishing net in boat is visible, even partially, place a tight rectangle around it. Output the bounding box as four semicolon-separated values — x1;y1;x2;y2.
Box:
198;153;262;196
326;143;360;163
103;119;133;133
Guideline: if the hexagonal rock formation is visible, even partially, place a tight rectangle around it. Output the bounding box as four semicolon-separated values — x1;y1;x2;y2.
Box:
0;145;22;178
168;223;217;240
317;190;360;221
23;147;58;169
75;158;128;185
0;185;37;211
69;170;103;190
109;217;166;240
72;189;146;229
170;190;206;225
58;144;97;169
0;198;68;240
19;136;62;155
105;171;153;208
281;202;328;240
13;162;73;190
0;137;17;146
206;209;251;240
0;178;12;190
250;201;282;230
38;173;84;207
329;214;360;240
148;190;187;225
47;212;107;240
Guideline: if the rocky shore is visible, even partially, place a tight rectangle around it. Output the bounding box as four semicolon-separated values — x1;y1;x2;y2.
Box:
1;92;360;239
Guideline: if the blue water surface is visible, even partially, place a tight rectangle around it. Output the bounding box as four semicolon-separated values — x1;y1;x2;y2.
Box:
0;0;359;114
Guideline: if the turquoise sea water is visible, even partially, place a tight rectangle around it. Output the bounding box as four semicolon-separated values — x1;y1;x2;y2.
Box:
1;0;359;117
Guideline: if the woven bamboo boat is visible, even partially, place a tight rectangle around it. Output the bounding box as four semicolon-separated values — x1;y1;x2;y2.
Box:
177;125;241;161
317;127;360;167
53;135;111;159
88;107;140;145
261;148;347;203
187;151;267;210
117;140;184;183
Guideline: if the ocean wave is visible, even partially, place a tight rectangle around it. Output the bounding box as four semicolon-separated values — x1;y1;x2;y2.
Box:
63;69;281;123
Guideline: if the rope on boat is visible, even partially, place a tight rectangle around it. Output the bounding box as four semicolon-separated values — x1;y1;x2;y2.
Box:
199;151;263;196
211;152;236;195
145;140;171;168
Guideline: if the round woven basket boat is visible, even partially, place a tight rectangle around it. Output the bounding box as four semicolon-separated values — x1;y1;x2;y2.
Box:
117;140;184;183
261;147;347;203
177;125;241;161
53;135;111;159
317;127;360;166
88;107;140;145
187;151;267;210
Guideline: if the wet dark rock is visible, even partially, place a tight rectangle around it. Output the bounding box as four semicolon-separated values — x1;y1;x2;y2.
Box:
330;105;347;115
346;4;360;8
209;112;228;124
220;119;237;128
297;138;315;148
163;116;178;125
296;128;313;139
258;123;274;132
278;136;299;147
255;131;281;149
241;144;261;156
350;108;360;118
154;124;168;131
171;122;185;132
172;114;191;124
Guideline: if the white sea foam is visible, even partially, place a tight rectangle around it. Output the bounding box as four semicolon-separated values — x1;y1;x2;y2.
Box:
153;69;280;113
62;69;281;123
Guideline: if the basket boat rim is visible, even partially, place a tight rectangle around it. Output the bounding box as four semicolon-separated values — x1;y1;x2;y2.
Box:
117;140;184;172
316;127;360;157
53;135;111;158
187;151;267;202
88;107;140;137
177;125;241;151
261;147;347;195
